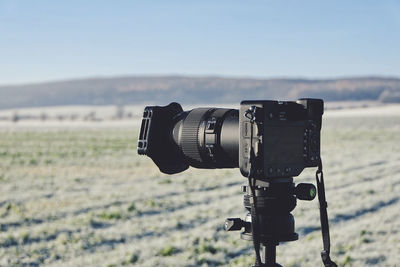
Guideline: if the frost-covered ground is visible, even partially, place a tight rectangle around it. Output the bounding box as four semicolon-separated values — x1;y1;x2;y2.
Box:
0;105;399;266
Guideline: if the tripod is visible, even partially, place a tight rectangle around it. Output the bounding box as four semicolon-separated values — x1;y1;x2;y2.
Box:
225;177;316;267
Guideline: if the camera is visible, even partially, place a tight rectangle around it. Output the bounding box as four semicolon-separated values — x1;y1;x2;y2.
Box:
137;98;323;179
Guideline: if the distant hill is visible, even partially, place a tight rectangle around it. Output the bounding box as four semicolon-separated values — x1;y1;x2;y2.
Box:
1;76;400;109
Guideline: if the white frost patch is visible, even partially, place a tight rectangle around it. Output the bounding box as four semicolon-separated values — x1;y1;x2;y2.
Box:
325;104;400;117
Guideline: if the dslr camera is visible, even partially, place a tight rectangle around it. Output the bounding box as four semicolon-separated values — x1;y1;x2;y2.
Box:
137;98;323;178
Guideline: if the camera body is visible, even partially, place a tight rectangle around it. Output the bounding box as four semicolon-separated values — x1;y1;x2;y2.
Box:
239;99;323;179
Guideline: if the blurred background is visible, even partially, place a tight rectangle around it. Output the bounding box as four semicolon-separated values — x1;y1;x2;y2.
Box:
0;1;399;266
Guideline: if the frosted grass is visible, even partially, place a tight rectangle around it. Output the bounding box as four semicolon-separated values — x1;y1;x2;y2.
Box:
0;113;399;266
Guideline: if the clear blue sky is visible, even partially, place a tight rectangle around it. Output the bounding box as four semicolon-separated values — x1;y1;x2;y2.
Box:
1;0;399;85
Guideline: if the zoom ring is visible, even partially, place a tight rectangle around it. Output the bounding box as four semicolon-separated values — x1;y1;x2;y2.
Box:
180;108;212;165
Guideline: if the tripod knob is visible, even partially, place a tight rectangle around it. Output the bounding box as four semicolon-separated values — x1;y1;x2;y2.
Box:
295;183;317;201
225;218;246;231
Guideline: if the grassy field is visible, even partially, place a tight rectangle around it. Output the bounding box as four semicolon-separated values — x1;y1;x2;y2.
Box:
0;110;399;266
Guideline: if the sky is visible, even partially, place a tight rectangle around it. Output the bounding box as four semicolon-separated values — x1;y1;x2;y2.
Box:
0;0;400;85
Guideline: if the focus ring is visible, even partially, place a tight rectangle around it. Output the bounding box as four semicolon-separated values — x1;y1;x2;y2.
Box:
180;108;212;164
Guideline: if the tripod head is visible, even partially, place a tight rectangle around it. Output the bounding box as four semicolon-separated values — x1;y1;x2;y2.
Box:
225;177;316;267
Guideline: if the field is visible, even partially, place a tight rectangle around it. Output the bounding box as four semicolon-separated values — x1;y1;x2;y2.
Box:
0;106;399;266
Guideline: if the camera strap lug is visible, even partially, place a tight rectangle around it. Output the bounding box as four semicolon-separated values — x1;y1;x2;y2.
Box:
316;161;337;267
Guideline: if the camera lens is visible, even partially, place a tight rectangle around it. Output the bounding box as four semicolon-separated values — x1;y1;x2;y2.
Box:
172;108;239;169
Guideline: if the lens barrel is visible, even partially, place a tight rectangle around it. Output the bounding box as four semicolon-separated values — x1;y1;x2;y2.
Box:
172;108;239;169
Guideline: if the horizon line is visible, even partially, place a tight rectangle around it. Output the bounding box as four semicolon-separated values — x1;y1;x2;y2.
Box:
1;73;400;87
